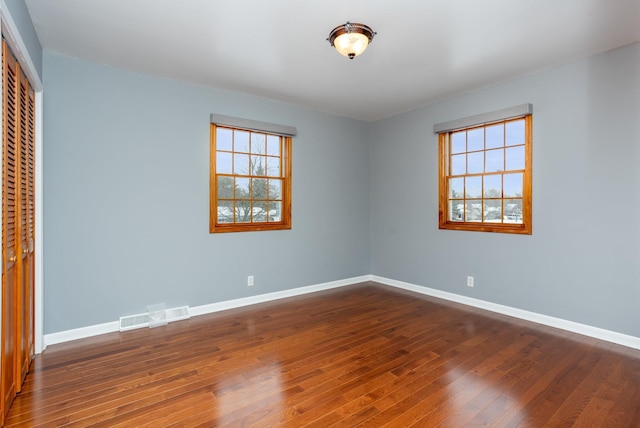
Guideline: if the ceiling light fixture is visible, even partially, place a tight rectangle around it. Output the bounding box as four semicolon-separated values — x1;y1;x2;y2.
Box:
327;22;376;59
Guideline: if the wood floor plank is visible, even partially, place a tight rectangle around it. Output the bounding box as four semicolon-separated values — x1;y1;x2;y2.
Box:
5;282;640;427
505;343;603;427
348;321;525;426
603;353;640;427
543;349;617;426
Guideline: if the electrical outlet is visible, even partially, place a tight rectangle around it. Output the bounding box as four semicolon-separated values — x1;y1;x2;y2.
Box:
467;276;474;287
247;275;254;287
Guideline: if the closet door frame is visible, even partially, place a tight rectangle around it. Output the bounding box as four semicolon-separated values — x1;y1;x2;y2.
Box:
1;3;44;357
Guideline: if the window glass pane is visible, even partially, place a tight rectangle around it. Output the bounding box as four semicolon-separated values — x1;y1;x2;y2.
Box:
484;174;502;198
216;152;232;174
506;119;525;146
235;201;252;223
451;154;466;175
484;199;502;222
235;177;250;199
506;146;525;170
504;173;522;197
216;128;233;151
217;201;234;224
465;200;482;222
234;153;250;175
268;179;282;199
252;178;267;200
266;156;281;177
485;124;504;149
465;176;482;198
217;176;234;198
266;135;281;156
468;128;484;151
252;202;267;223
451;132;466;154
449;200;464;221
485;148;504;173
251;155;266;176
251;133;266;154
267;201;282;222
449;177;463;198
467;151;484;174
504;199;523;223
235;130;250;152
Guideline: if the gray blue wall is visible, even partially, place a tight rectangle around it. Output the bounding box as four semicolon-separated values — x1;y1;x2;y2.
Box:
3;0;42;78
42;42;639;338
42;53;371;333
369;42;640;337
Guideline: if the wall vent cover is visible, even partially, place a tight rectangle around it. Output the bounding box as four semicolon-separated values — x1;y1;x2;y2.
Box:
165;306;190;322
119;305;190;331
119;314;150;331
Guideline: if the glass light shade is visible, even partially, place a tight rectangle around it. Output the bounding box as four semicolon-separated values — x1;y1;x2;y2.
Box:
328;22;375;59
334;32;369;58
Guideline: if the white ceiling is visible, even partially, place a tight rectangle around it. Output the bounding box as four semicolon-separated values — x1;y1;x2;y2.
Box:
25;0;640;121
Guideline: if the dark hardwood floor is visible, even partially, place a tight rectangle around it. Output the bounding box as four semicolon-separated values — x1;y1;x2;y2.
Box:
5;282;640;427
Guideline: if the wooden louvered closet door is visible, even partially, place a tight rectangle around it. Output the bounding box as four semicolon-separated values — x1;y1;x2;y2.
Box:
1;39;35;424
1;39;18;422
24;71;35;380
17;53;35;388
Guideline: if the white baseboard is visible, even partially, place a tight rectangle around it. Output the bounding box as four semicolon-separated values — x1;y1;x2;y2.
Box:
44;321;120;347
43;275;370;347
372;275;640;351
189;275;370;317
43;274;640;351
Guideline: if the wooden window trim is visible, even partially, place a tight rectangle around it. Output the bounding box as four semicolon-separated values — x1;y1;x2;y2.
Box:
438;114;532;235
210;124;292;233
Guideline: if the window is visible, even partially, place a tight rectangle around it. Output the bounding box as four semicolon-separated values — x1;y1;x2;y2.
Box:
437;107;532;234
210;118;292;233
